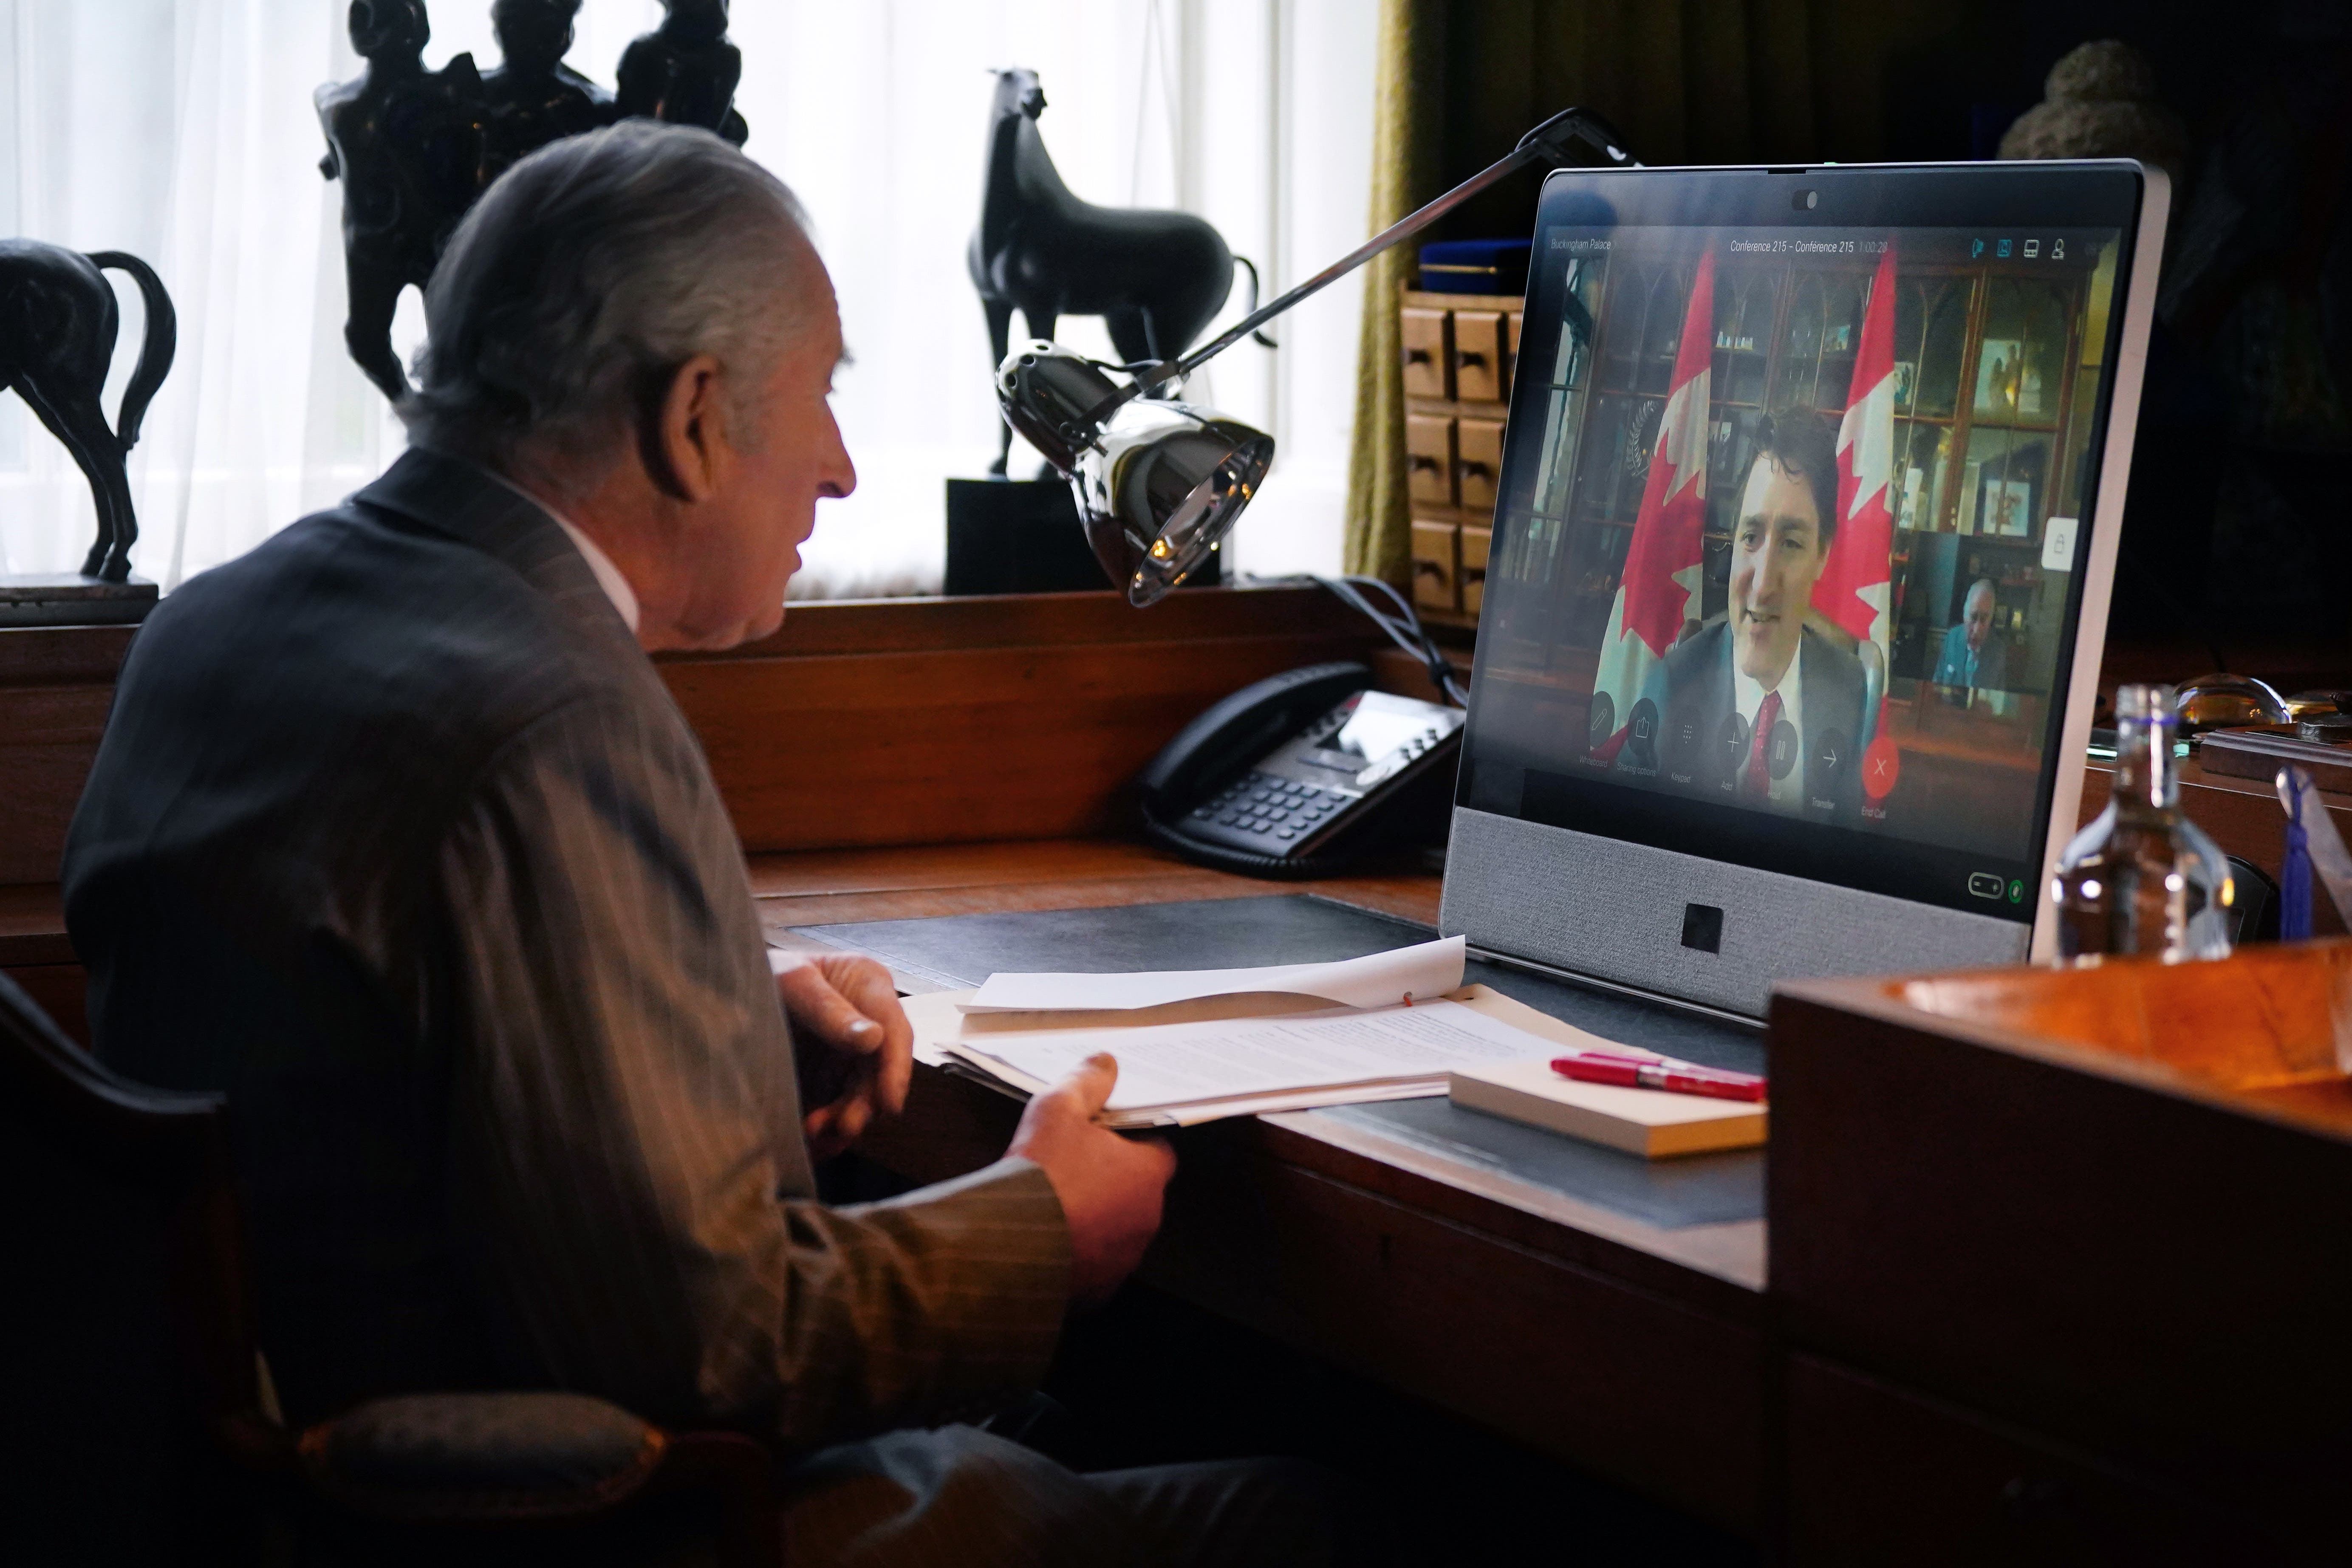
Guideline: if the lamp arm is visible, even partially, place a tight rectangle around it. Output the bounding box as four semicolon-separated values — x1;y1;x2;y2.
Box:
1140;107;1637;394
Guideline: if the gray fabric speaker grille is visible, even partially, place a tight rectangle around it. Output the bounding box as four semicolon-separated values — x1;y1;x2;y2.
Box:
1440;807;2027;1017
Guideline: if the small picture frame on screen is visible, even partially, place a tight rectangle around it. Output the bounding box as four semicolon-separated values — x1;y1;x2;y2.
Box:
1984;478;2034;537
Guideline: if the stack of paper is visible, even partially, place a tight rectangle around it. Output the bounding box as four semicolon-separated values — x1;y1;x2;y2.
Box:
914;988;1560;1127
959;936;1472;1015
905;937;1768;1154
904;938;1549;1129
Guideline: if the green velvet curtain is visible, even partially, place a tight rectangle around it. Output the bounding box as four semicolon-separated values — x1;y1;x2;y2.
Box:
1342;0;1956;581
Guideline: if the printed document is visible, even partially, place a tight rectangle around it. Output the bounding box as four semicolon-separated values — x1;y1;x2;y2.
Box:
923;990;1562;1127
961;935;1466;1014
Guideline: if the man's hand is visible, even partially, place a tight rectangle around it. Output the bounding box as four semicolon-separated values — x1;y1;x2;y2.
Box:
1007;1055;1176;1305
773;952;914;1162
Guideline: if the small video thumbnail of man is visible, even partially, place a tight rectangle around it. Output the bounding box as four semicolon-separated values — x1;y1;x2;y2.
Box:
1471;222;2121;864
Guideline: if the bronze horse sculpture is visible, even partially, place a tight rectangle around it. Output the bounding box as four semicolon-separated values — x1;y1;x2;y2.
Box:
0;240;176;582
969;67;1265;477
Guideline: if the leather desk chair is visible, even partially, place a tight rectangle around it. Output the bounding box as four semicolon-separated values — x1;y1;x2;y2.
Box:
0;973;783;1567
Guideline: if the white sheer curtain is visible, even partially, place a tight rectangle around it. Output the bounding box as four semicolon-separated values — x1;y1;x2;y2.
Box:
0;0;1372;595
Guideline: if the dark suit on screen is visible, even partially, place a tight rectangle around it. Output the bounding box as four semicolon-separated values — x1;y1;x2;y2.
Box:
61;450;1341;1567
1933;622;2008;691
1620;619;1866;821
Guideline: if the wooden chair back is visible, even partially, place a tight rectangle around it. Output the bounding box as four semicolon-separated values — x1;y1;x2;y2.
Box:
0;972;271;1563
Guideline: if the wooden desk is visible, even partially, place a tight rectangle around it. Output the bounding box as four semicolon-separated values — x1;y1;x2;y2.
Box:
11;588;2337;1548
759;837;1770;1539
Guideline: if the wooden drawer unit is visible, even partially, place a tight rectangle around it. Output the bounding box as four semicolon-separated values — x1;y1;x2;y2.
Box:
1399;306;1452;400
1154;1149;1769;1535
1455;416;1504;513
1459;524;1491;618
1410;520;1460;613
1405;414;1457;507
1451;309;1508;403
1504;310;1524;389
1785;1355;2265;1565
1396;287;1517;627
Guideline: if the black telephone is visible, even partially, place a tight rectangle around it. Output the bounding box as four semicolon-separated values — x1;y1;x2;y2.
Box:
1139;661;1466;878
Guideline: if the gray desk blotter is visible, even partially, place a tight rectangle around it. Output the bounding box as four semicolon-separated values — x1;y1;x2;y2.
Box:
795;893;1764;1232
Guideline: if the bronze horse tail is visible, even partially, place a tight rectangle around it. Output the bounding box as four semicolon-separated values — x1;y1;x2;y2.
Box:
82;252;177;451
0;240;179;579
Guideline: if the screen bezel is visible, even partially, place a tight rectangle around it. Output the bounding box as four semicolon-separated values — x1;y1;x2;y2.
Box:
1454;160;2163;950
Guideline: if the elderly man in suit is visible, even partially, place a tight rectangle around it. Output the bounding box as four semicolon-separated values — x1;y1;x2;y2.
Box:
1934;578;2009;691
1625;410;1866;820
64;123;1344;1566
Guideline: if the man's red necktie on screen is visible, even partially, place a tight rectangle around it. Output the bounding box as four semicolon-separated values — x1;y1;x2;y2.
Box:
1745;690;1783;798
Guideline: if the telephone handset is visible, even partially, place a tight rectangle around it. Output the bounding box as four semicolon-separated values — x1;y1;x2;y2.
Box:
1139;661;1466;878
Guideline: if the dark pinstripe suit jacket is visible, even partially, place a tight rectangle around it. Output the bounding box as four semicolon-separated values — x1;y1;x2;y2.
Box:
63;449;1069;1444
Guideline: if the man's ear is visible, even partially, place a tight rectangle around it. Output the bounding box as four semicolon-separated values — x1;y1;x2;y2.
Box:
640;353;730;504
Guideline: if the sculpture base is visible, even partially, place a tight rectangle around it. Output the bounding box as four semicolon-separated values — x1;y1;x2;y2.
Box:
0;573;159;627
944;478;1220;596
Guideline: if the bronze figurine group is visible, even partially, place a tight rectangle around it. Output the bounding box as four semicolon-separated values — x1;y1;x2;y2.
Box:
318;0;747;401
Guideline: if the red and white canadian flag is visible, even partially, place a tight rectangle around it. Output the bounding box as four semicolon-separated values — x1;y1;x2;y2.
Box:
1815;243;1898;723
1589;249;1715;758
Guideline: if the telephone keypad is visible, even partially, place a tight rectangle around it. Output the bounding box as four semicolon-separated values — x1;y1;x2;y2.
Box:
1162;687;1463;862
1182;769;1371;857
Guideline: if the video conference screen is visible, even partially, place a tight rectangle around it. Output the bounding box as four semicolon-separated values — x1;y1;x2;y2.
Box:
1458;219;2129;922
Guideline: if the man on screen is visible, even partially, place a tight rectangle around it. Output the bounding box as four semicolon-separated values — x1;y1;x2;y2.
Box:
1624;410;1866;819
1933;578;2009;691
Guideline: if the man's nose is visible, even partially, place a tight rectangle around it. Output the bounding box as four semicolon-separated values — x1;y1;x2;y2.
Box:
820;414;857;501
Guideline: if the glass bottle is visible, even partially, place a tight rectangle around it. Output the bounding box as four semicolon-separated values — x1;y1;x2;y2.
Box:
2051;684;2234;964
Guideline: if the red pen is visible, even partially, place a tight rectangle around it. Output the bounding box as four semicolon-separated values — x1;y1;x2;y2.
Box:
1551;1049;1767;1103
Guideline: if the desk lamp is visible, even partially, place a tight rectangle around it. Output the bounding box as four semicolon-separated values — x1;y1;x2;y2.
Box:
997;107;1636;607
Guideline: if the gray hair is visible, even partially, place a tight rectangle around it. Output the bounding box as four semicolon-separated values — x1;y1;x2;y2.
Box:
401;120;817;490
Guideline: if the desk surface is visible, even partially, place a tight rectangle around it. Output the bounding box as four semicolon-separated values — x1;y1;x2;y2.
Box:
754;839;1768;1297
796;891;1767;1275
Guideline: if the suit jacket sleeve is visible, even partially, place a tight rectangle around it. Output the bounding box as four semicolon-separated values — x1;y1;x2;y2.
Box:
433;691;1070;1449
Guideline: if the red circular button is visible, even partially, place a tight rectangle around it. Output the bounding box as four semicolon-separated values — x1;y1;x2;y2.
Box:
1862;735;1901;802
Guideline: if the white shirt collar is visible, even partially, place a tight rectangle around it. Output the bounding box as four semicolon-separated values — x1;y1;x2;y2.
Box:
483;470;641;634
548;513;642;636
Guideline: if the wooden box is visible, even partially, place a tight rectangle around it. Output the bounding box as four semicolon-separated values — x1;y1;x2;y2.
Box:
1405;415;1457;507
1452;310;1508;403
1400;307;1452;401
1771;944;2352;1560
1456;417;1505;514
1411;520;1460;613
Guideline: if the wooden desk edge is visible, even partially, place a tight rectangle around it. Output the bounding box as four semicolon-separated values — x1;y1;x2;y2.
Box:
1262;1107;1767;1294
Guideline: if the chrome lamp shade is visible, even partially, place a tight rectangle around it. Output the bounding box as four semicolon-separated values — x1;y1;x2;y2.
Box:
996;341;1272;606
991;107;1634;607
